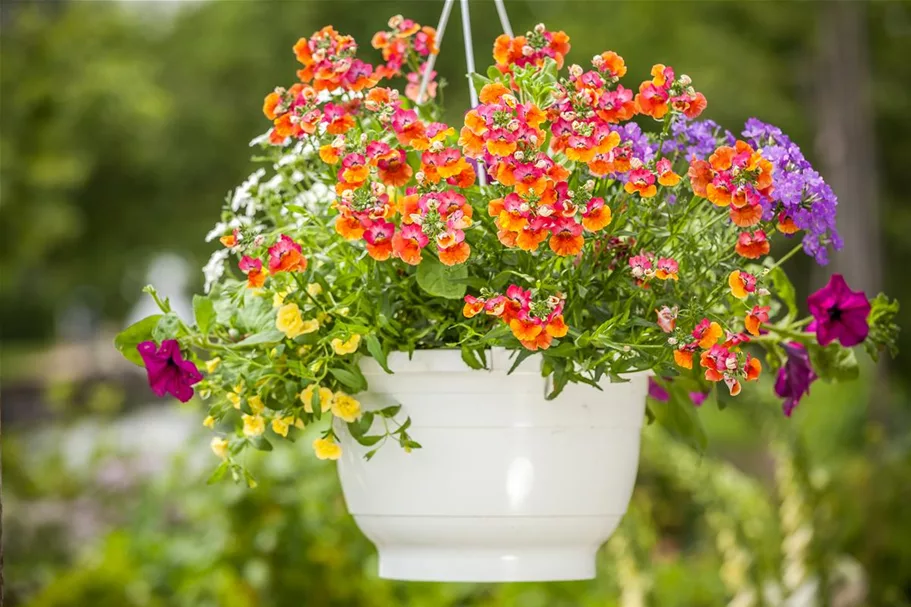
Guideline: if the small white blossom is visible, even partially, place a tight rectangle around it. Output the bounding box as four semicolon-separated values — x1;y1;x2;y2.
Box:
202;249;230;293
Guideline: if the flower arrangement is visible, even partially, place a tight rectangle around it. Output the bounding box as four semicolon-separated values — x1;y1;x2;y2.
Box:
115;16;899;484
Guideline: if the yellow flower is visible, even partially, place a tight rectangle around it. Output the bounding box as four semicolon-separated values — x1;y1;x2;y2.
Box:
248;395;265;415
331;334;361;355
276;303;307;339
272;288;292;308
293;418;306;429
227;384;243;409
337;307;350;317
211;437;229;459
313;437;342;460
203;415;216;429
302;319;320;334
242;414;265;437
332;392;362;423
307;282;323;297
301;385;334;413
271;415;295;437
317;312;330;323
205;357;221;373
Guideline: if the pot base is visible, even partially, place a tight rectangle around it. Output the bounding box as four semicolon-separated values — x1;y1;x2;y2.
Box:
356;514;621;582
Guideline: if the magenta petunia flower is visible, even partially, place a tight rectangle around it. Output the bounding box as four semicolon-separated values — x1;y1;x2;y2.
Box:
807;274;871;347
648;377;670;402
137;339;203;403
775;342;817;417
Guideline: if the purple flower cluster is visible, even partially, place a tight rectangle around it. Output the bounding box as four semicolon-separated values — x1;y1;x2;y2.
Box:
661;117;734;161
610;122;656;183
742;118;843;265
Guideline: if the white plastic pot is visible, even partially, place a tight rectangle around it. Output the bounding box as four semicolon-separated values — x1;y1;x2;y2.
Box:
336;348;648;582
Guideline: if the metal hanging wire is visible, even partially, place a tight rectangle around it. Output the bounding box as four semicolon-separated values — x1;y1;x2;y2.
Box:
416;0;516;187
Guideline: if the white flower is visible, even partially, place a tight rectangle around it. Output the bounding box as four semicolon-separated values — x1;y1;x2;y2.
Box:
249;131;271;147
230;168;266;214
202;248;230;293
262;174;283;192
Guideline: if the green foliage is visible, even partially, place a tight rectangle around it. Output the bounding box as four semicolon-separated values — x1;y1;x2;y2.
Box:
113;315;162;365
865;293;900;361
415;256;468;300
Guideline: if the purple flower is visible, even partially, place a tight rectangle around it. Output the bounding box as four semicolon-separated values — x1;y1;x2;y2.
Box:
648;377;670;402
689;392;708;407
775;342;817;417
741;118;842;265
807;274;871;347
137;339;203;403
662;117;734;160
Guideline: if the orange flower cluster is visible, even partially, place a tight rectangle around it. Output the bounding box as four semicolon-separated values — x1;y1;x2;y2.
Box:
463;286;568;351
493;24;570;73
673;318;761;396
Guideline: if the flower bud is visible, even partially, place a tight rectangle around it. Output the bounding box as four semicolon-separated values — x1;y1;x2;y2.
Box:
569;64;583;78
534;23;546;33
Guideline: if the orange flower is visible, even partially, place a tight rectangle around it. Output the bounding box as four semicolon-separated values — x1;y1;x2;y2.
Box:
459;127;486;157
263;92;281;121
745;355;762;381
624;168;658;198
744;305;770;336
439;241;470;266
581;203;612;232
696;321;723;349
728;270;756;299
777;213;799;234
497;228;518;248
319;145;341;165
730;203;762;227
599;51;627;78
687;159;713;198
479;82;510;104
549;231;584;257
545;315;569;338
520;332;553;351
516;227;548;251
509;318;543;342
709;146;735;171
335;214;365;240
486;136;517;158
705;181;732;207
674;349;693;369
735;230;771;259
326;114;355;135
463;296;485;318
219;232;237;248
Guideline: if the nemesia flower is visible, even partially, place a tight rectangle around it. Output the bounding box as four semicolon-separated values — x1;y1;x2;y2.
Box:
268;235;307;274
465;286;567;351
363;219;395;261
693;318;723;348
655;258;679;281
629;254;653;280
137;340;203;403
775;342;817;417
493;24;570;73
655;158;681;186
735;230;770;259
728;270;757;299
807;274;871;347
239;256;267;289
624;167;657;198
635;64;706;121
745;305;770;336
656;306;678;333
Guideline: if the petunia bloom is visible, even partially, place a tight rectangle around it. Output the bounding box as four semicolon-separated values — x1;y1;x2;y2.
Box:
807;274;871;347
775;342;816;417
137;339;203;403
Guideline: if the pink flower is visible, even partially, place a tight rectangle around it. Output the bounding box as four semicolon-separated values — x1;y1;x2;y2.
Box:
807;274;871;347
656;306;678;333
137;340;202;403
268;234;307;274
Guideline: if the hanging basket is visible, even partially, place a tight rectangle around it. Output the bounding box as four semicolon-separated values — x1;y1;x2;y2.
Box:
336;348;648;582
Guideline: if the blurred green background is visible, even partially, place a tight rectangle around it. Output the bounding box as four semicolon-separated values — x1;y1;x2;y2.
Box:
1;1;909;605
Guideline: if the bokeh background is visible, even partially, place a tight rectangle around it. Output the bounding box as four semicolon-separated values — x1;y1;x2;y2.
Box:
2;1;910;605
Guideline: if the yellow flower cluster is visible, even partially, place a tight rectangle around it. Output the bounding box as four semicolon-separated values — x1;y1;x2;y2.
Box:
313;437;342;460
331;334;361;355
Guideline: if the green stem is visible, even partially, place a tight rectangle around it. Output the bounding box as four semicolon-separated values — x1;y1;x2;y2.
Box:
763;242;804;274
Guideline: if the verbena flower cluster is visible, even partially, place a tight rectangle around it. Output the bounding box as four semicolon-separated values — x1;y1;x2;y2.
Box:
116;16;898;482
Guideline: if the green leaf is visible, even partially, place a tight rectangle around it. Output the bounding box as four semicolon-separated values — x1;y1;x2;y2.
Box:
460;345;486;370
416;256;468;300
486;66;502;80
152;312;183;342
378;405;401;418
236;329;285;347
251;436;273;452
206;461;229;485
766;266;797;323
469;72;492;93
114;315;163;365
329;367;368;392
865;293;900;361
365;334;392;374
809;343;860;382
507;349;535;375
355;434;384;447
193;295;216;334
348;411;374;439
